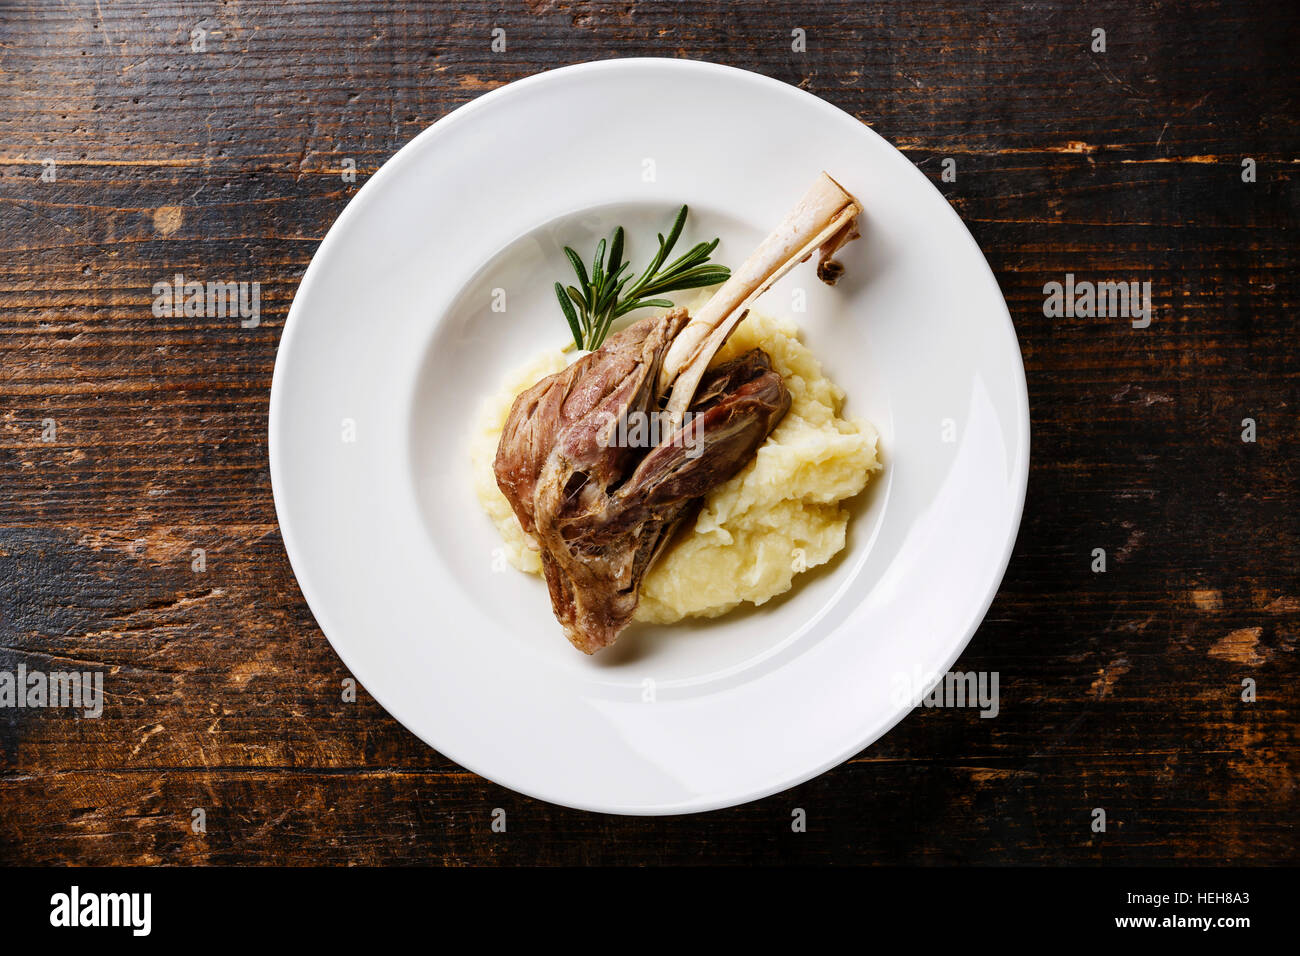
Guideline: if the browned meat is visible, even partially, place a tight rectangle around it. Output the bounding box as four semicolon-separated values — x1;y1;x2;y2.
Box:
494;308;791;653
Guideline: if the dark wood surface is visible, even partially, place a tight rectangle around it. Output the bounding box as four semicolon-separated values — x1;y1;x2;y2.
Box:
1;0;1296;866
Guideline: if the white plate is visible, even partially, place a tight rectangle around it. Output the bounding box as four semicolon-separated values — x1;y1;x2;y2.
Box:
269;59;1029;815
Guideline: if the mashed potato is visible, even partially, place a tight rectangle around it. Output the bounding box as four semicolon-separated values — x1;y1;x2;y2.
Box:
469;311;881;622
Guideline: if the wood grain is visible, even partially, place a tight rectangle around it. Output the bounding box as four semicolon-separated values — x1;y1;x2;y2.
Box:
1;0;1296;865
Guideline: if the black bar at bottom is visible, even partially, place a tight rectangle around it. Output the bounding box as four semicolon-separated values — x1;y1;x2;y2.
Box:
0;865;1282;941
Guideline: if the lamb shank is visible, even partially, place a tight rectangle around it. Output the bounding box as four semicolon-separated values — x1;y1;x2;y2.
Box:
494;173;863;653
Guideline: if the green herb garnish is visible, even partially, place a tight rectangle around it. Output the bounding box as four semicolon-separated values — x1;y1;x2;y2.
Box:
554;205;730;351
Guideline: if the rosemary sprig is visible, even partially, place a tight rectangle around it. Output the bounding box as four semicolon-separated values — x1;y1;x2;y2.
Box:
555;205;730;350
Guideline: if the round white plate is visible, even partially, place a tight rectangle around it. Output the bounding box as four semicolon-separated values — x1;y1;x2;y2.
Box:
270;58;1030;814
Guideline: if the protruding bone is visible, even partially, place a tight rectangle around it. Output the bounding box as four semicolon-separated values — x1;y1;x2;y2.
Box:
658;173;862;422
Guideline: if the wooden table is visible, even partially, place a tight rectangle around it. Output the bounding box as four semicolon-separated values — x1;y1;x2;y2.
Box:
1;1;1295;865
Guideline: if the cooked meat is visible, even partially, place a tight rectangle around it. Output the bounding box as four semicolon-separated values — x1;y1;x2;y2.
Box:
494;310;687;543
495;308;791;653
